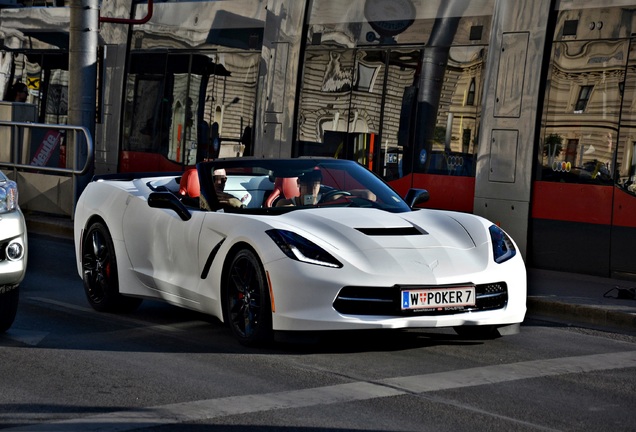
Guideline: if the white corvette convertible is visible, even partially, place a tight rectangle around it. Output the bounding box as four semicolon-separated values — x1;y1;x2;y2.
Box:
74;158;526;345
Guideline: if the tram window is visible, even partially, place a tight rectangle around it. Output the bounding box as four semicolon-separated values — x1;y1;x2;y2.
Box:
540;40;623;185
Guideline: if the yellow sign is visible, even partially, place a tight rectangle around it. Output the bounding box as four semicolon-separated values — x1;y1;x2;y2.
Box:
26;76;40;90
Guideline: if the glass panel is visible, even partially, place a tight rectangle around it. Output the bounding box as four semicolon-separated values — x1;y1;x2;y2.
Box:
539;40;626;185
344;49;385;170
123;52;170;160
204;52;260;160
123;51;260;168
297;49;356;158
617;40;636;196
0;51;69;168
1;52;69;124
306;0;493;48
424;45;485;177
377;49;419;180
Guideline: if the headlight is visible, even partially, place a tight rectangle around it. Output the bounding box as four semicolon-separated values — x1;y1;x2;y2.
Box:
266;229;342;268
0;180;18;214
489;225;516;264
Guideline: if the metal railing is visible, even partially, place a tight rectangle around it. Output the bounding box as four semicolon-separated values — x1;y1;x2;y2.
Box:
0;120;94;217
0;120;93;176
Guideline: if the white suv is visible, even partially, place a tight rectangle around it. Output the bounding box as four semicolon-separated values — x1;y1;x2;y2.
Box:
0;171;27;332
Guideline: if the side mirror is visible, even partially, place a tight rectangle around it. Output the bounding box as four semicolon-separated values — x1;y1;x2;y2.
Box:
405;188;429;208
148;192;192;221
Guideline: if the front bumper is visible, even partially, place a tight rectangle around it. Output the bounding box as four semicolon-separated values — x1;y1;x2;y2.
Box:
0;209;28;288
265;253;527;332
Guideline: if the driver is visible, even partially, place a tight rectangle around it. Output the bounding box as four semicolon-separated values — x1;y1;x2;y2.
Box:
276;170;322;206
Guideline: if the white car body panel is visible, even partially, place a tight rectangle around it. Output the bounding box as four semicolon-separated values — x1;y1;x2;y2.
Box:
74;159;526;336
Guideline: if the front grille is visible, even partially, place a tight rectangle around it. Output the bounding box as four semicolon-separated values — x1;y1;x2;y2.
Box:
333;282;508;316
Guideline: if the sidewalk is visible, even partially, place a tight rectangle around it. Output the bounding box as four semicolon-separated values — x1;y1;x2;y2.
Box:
24;213;636;334
527;268;636;333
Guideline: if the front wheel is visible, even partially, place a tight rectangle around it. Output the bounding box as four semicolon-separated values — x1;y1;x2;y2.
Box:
82;221;142;313
224;248;273;346
0;286;19;332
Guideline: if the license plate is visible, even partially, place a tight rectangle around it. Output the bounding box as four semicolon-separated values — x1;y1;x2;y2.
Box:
401;286;475;310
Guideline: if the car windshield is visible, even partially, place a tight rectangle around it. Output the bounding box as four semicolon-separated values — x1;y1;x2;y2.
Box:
197;158;412;213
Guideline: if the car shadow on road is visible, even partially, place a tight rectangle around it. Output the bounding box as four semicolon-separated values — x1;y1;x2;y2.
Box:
4;297;519;356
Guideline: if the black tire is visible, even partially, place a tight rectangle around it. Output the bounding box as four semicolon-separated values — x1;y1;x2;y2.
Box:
82;221;142;313
454;325;500;340
0;286;19;332
224;248;273;346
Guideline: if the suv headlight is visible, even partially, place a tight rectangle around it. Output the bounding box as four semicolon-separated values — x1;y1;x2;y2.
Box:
0;180;18;213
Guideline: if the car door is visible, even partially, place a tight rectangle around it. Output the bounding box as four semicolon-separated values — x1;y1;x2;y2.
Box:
122;194;205;308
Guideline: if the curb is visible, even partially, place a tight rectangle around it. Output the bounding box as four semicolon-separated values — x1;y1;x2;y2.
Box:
25;215;74;240
527;297;636;332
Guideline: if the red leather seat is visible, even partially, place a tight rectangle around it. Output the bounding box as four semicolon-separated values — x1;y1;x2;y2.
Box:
264;177;299;207
179;168;200;198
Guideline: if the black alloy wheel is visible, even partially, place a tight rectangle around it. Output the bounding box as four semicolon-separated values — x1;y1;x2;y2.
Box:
82;221;141;313
225;248;273;346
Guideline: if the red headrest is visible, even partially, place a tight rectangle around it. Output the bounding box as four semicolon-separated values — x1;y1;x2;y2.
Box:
264;177;299;207
179;168;200;198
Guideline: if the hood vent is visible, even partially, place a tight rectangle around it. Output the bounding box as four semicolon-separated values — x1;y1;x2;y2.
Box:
355;226;426;236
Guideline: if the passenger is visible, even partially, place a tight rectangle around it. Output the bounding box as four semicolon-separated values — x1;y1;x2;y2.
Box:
276;170;322;206
213;169;243;208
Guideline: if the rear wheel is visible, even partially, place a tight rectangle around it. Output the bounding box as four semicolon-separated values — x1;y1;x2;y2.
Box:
224;248;273;346
0;286;19;332
82;221;142;313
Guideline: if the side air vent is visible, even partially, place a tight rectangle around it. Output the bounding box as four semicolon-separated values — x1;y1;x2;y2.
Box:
355;226;426;236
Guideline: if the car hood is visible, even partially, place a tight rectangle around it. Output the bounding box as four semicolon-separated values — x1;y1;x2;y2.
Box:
270;208;490;279
275;208;476;250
